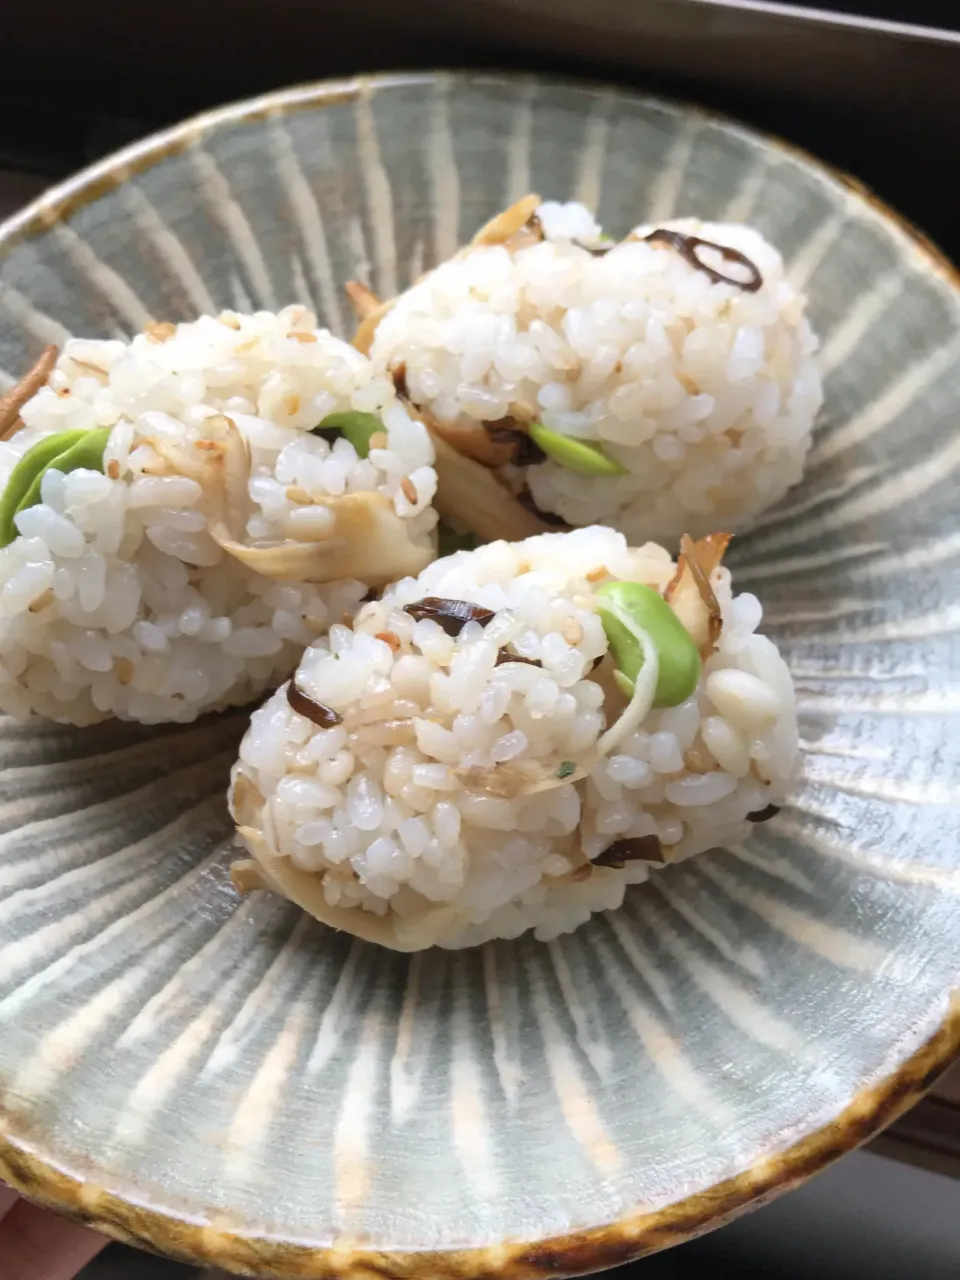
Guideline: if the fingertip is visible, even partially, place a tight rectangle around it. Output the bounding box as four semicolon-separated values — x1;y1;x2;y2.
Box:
1;1197;107;1280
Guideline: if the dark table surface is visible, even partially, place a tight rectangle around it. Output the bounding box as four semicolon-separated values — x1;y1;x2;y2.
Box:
77;1149;960;1279
1;2;958;262
740;0;952;24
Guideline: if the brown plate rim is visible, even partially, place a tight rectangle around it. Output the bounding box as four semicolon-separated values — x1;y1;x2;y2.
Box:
2;1004;957;1276
0;68;959;1278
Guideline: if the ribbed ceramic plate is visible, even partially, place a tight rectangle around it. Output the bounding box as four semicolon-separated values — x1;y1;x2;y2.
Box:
1;72;959;1280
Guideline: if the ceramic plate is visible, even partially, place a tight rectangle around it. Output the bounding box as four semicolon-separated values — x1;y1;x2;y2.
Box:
0;71;959;1279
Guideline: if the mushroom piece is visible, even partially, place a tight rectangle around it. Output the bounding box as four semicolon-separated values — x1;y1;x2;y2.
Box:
0;346;59;441
231;817;462;952
427;429;552;543
151;413;433;587
230;859;276;895
664;532;732;656
211;489;434;587
469;193;543;248
346;280;396;357
422;414;519;470
151;413;253;525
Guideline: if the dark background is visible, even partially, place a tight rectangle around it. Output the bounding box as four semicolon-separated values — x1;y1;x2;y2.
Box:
1;1;958;258
781;0;952;21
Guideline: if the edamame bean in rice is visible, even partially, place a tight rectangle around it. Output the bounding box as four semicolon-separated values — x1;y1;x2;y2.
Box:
229;525;798;950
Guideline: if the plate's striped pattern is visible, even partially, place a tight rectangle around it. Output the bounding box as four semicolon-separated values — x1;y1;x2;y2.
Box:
1;73;959;1277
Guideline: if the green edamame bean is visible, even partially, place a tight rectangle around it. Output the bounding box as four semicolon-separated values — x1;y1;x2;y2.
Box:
312;411;383;459
527;423;628;477
17;425;112;513
595;580;701;708
437;523;478;557
0;427;112;548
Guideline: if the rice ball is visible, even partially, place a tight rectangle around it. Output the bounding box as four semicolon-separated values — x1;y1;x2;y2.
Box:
360;198;822;545
0;307;437;725
229;525;797;950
